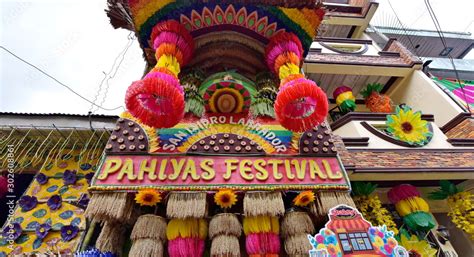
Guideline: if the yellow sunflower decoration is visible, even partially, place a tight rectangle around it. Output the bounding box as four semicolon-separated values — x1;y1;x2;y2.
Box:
293;191;315;207
214;189;237;209
399;234;437;257
135;189;162;206
386;106;432;146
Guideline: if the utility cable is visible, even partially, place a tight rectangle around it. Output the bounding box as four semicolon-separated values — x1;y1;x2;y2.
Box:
424;0;471;113
0;45;125;112
90;32;135;113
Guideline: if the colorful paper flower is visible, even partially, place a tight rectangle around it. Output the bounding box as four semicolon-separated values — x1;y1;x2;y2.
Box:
85;172;95;185
135;189;162;206
35;223;51;239
60;225;79;242
386;106;432;146
18;195;38;212
399;234;437;257
47;195;62;210
373;236;384;248
63;170;77;185
214;189;238;209
77;194;90;209
2;223;22;241
293;190;315;207
35;173;48;185
125;74;185;128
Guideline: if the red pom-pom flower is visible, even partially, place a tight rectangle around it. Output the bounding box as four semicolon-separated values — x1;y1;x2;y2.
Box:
274;78;328;132
125;72;185;128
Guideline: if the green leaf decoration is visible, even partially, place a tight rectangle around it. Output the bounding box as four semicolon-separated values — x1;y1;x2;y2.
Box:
403;212;436;231
429;180;462;200
59;210;74;220
58;185;69;195
25;221;40;230
71;217;81;227
47;185;59;193
351;182;378;196
360;83;384;99
32;238;42;250
32;209;47;218
13;217;24;224
15;234;29;244
52;223;64;230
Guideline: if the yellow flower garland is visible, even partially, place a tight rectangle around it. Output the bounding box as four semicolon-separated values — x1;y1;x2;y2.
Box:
354;194;398;235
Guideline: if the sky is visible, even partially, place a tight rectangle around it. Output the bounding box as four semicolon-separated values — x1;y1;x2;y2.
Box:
1;0;473;115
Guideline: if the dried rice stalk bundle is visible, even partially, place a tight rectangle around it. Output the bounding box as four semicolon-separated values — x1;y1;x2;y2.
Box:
211;235;241;257
166;192;208;219
96;221;126;255
209;213;242;239
131;214;167;241
244;191;285;217
310;191;356;220
129;238;164;257
334;191;356;207
85;192;134;222
281;211;314;238
284;234;313;255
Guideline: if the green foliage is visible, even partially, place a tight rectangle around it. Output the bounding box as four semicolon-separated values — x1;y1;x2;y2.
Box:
351;182;378;196
360;83;384;99
428;180;462;200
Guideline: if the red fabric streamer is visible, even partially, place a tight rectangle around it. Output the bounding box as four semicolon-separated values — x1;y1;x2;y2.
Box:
275;78;328;132
125;73;185;128
387;184;421;204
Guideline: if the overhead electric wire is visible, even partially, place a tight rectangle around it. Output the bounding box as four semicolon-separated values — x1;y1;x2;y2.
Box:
0;45;125;112
424;0;471;113
386;0;421;57
90;32;135;113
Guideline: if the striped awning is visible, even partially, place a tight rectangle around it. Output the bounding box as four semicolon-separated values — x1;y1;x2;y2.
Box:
327;215;371;231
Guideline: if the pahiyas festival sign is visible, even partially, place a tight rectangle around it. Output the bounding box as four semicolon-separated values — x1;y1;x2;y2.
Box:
308;205;408;257
90;155;350;191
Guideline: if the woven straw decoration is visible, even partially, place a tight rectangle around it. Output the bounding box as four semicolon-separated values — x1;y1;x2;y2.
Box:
281;211;314;238
209;213;242;239
131;214;167;241
129;238;164;257
243;191;285;216
95;221;126;256
210;235;241;257
166;192;208;219
85;192;134;222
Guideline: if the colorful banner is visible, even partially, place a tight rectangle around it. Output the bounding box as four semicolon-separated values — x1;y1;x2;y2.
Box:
90;155;350;191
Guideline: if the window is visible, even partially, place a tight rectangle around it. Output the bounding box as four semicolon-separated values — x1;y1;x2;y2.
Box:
338;233;352;253
339;232;373;252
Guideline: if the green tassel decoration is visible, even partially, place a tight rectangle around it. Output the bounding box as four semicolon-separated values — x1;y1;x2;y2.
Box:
403;212;436;231
251;72;278;118
181;69;206;117
339;100;356;114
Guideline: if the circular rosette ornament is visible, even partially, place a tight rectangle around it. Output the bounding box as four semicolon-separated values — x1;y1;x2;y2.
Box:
200;72;256;114
125;73;185;128
274;78;328;132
